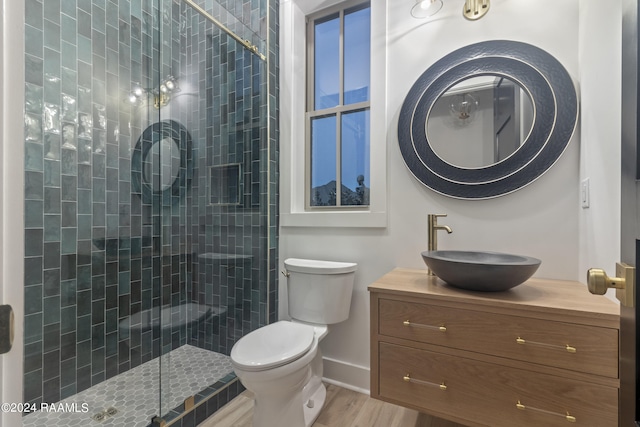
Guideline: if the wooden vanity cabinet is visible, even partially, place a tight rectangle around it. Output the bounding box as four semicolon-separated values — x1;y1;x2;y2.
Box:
369;269;620;427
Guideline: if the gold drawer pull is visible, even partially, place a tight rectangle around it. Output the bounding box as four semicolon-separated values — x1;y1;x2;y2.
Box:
403;374;447;390
516;400;576;423
516;337;577;353
403;320;447;332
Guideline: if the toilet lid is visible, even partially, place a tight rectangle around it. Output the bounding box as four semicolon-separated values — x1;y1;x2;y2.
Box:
231;321;315;371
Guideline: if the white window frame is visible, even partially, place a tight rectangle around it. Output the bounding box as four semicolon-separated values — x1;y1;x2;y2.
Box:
280;0;387;227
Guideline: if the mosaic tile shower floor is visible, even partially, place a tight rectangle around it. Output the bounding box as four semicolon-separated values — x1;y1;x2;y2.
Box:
24;345;234;427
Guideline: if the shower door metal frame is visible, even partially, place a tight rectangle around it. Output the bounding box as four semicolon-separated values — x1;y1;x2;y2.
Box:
182;0;266;61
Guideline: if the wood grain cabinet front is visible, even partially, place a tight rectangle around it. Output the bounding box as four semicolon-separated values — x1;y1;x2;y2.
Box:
369;269;621;427
379;342;617;427
379;298;618;378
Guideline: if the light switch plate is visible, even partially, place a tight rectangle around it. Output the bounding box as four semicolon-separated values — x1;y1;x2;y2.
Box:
581;178;590;208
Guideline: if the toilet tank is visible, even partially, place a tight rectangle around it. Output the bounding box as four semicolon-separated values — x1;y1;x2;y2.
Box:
284;258;357;325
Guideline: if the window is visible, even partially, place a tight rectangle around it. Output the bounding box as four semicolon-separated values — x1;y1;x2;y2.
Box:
306;2;371;208
279;0;386;228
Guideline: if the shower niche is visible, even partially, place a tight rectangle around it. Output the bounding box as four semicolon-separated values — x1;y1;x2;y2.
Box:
209;164;242;206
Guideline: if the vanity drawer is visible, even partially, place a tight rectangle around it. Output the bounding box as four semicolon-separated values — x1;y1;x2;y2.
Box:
378;342;618;427
378;298;618;378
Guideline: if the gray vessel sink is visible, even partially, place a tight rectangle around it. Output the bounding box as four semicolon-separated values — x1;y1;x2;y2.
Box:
421;250;541;292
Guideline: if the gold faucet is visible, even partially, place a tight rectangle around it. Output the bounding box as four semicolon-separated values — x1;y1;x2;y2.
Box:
427;214;452;275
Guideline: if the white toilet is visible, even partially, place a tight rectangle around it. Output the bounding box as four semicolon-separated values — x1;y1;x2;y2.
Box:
230;258;357;427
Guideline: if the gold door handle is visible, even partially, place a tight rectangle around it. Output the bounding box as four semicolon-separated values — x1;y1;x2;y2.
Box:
587;262;635;307
516;337;576;353
516;400;576;423
403;374;447;390
403;320;446;332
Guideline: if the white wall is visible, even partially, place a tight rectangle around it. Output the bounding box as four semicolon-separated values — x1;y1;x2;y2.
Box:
578;0;622;301
279;0;613;392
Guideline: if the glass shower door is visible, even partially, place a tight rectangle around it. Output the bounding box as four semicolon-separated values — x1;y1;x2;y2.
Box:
21;0;275;424
22;0;168;425
154;0;271;422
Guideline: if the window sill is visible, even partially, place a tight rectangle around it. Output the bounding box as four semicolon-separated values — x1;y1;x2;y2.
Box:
280;210;387;228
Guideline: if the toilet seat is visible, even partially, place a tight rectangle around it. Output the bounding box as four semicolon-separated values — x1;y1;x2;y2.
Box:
231;321;315;372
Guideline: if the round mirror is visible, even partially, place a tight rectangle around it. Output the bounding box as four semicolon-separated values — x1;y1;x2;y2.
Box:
426;75;534;169
398;40;578;199
132;120;193;204
143;137;182;191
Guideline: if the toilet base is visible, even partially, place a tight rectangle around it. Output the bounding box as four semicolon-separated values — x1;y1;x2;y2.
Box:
247;375;327;427
302;379;326;427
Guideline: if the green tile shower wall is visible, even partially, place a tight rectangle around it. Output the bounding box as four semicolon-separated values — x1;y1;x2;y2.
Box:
23;0;278;413
183;14;272;356
24;0;167;405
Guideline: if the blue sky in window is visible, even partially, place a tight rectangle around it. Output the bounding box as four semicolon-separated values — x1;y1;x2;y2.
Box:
313;6;370;196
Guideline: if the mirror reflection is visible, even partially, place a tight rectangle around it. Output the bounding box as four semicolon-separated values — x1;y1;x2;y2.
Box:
426;75;534;168
143;137;181;191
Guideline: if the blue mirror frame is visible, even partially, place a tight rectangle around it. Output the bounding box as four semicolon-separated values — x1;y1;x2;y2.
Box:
398;40;578;199
132;120;193;205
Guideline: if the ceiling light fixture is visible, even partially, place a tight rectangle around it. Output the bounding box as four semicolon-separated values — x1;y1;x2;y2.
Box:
449;93;478;125
411;0;444;19
410;0;491;20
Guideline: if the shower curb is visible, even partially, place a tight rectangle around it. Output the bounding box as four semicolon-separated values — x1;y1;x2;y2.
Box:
150;377;244;427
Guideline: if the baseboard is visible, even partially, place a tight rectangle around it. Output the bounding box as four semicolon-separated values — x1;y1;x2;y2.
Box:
322;356;370;395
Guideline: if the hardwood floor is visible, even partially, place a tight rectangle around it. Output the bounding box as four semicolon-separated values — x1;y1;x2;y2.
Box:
200;384;467;427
